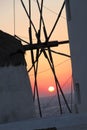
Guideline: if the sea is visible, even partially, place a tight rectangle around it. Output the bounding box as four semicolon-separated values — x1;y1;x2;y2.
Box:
34;93;75;118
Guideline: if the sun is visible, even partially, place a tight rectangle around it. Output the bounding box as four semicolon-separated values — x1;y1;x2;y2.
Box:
48;86;55;93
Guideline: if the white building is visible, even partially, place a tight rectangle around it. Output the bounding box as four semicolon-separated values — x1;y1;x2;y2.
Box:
66;0;87;113
0;31;35;123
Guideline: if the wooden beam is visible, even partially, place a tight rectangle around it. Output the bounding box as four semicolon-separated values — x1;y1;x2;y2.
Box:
23;41;58;51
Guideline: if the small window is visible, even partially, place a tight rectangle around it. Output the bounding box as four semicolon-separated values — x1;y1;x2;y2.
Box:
75;83;81;104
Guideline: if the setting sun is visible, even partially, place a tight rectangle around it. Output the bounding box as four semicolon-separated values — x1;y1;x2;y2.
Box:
48;86;55;93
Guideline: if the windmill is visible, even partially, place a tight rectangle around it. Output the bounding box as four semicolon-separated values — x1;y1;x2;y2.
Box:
17;0;72;117
0;0;72;123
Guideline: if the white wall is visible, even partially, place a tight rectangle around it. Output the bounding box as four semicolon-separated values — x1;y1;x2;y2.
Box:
0;113;87;130
0;65;35;123
66;0;87;113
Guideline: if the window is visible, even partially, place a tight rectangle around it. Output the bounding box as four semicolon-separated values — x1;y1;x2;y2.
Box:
75;82;81;104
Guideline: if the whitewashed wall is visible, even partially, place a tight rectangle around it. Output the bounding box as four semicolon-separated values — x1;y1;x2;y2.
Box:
0;65;35;123
66;0;87;113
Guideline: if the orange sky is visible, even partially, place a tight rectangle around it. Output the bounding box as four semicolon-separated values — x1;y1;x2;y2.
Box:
0;0;72;97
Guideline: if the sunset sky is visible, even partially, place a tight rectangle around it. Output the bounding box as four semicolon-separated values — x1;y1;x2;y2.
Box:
0;0;72;97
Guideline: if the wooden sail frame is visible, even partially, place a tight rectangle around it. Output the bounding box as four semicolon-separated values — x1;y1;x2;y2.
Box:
13;0;71;117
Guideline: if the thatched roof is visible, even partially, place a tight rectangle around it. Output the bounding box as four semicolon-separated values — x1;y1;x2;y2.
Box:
0;30;26;66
